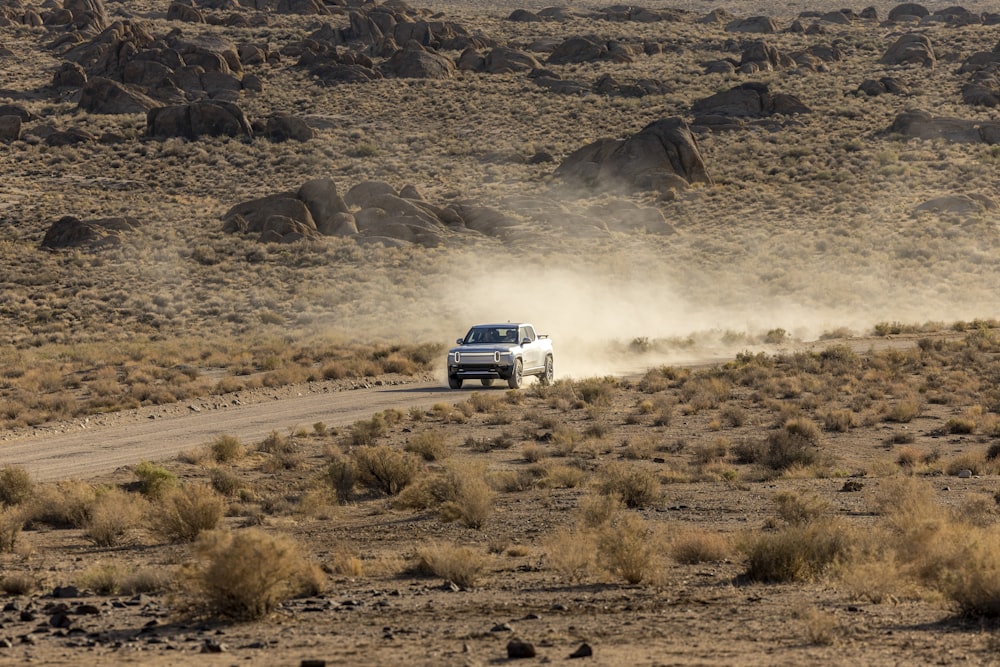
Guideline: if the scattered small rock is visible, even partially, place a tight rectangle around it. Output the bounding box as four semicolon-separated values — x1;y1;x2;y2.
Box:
507;639;536;659
569;643;594;658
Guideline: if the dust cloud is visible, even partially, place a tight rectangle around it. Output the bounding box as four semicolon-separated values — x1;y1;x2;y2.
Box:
427;239;1000;381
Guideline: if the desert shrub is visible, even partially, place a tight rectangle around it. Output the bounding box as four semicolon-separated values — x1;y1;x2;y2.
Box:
940;530;1000;617
773;491;830;526
184;528;319;620
545;528;595;582
0;507;23;552
578;492;624;528
691;438;728;466
468;392;505;413
210;435;244;463
540;463;588;489
670;528;731;564
822;409;858;432
404;430;450;461
720;403;747;427
414;542;486;589
134;461;178;499
597;462;660;509
324;451;358;502
574;377;616;405
761;420;822;471
944;452;986;476
944;417;976;435
438;467;494;529
84;488;145;547
740;518;855;583
209;468;244;497
24;480;96;528
77;563;120;595
597;514;662;584
348;414;388;446
621;436;655;460
800;606;839;646
521;443;543;463
0;573;38;596
120;568;171;595
886;396;921;423
151;483;224;543
0;466;32;506
351;445;420;495
259;430;295;455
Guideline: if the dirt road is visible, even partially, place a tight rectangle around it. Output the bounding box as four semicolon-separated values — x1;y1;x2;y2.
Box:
0;379;478;481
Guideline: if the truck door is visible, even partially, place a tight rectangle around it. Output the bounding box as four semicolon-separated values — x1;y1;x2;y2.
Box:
520;325;540;371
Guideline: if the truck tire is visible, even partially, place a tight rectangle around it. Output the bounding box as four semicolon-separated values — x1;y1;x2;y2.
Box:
507;359;523;389
481;379;495;387
540;355;554;386
448;376;463;389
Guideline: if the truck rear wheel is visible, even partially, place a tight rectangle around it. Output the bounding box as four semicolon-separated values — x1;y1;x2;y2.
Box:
540;355;554;386
507;359;523;389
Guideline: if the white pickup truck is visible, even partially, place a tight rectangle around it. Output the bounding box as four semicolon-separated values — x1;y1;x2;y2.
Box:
446;323;554;389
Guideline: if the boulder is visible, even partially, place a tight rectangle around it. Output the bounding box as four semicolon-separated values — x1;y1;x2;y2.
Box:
344;180;397;208
887;109;1000;143
726;16;777;33
166;2;205;23
63;20;157;79
223;195;316;234
40;215;140;249
381;42;453;78
914;194;997;215
53;62;87;88
265;114;314;141
45;127;96;145
296;178;349;231
0;104;35;122
691;82;811;118
547;35;632;65
507;9;540;22
887;3;929;22
879;33;934;66
146;101;252;139
0;115;21;142
856;77;907;96
64;0;109;35
78;77;160;114
553;117;712;194
483;47;541;73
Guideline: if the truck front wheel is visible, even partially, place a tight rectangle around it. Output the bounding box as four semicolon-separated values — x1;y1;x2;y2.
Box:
507;359;523;389
448;376;463;389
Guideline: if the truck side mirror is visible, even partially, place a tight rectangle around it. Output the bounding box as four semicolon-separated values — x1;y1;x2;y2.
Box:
522;338;531;346
457;338;464;345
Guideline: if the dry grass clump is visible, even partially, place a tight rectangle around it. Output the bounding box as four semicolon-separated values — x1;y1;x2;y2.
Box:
413;541;486;590
150;483;225;543
134;461;178;499
77;563;121;595
84;488;146;547
324;449;358;502
24;480;96;528
0;507;24;552
544;527;595;583
597;462;660;509
210;435;244;463
404;430;450;461
351;445;420;496
395;463;494;528
597;514;663;584
670;527;732;564
0;466;33;506
740;518;856;583
347;414;389;447
182;528;321;620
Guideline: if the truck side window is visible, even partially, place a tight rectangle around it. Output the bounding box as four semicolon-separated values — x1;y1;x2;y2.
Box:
522;326;535;342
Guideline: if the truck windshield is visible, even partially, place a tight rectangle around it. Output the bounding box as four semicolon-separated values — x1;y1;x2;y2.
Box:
466;327;518;344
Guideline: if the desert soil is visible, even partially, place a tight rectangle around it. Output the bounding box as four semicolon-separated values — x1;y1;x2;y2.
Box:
3;0;1000;664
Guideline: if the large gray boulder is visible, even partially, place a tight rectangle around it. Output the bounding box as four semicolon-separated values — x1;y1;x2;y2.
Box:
888;109;1000;143
146;101;252;139
40;216;140;249
554;117;712;194
691;82;811;118
879;33;934;67
78;77;159;114
381;42;454;78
